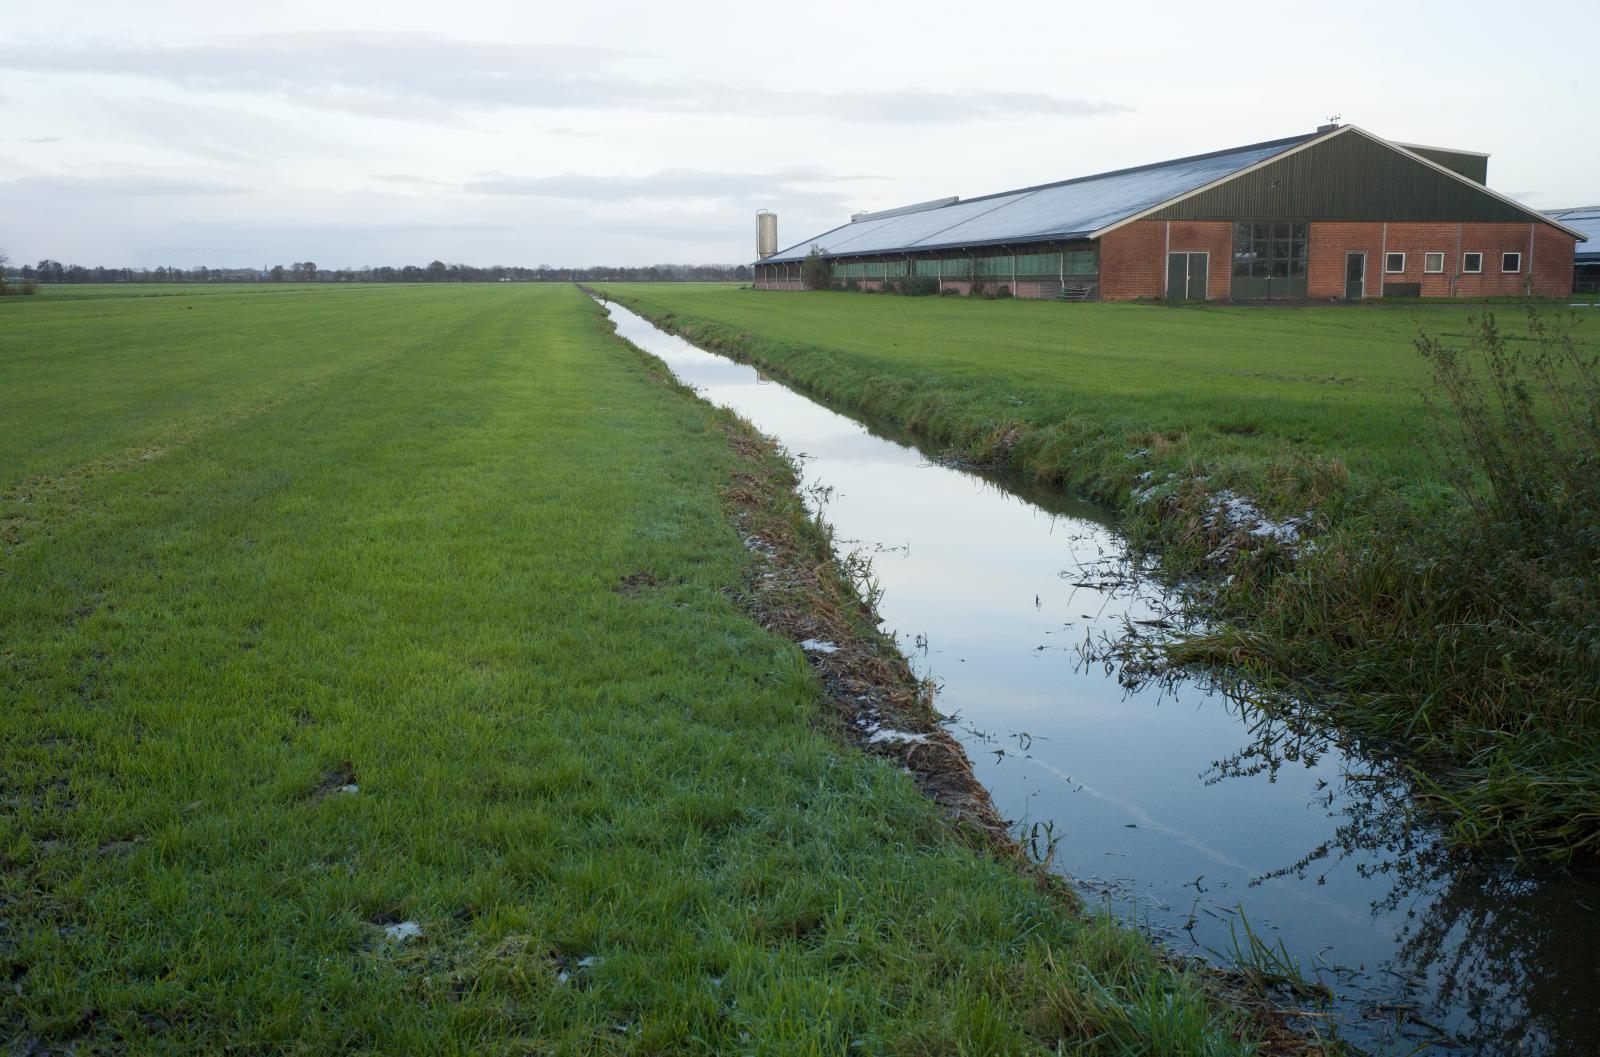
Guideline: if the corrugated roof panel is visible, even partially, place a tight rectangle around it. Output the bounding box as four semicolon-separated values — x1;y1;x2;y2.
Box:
921;141;1299;249
1545;207;1600;257
762;134;1316;263
769;190;1033;260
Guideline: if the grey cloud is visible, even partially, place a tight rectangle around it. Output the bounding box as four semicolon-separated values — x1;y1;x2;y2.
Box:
0;33;1128;124
464;167;873;203
91;95;356;165
2;175;249;197
25;136;63;143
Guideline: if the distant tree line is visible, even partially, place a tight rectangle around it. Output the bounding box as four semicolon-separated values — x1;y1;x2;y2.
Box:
8;259;753;285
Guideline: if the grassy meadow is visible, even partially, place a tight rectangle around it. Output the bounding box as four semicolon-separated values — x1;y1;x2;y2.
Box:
592;284;1600;863
590;284;1591;499
1;283;1264;1055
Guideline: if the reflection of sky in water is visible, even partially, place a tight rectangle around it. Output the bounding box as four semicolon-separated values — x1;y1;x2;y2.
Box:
602;299;1600;1055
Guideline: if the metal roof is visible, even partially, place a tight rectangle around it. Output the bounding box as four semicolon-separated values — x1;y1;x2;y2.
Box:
761;133;1321;263
1545;206;1600;259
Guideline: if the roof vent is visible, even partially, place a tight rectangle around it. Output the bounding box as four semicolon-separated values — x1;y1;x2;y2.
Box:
848;197;959;224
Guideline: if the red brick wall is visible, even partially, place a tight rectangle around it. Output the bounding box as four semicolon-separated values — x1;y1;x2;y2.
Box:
1312;222;1574;299
1165;221;1233;299
1307;222;1385;298
1099;223;1167;299
1105;219;1574;301
1532;224;1578;298
1099;221;1230;300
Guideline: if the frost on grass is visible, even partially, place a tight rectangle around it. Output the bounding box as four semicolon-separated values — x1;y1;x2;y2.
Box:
1206;490;1309;547
383;921;422;943
865;728;932;746
1128;470;1315;566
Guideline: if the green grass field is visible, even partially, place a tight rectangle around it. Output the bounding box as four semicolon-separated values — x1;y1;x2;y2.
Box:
593;284;1600;863
1;284;1260;1055
592;284;1594;502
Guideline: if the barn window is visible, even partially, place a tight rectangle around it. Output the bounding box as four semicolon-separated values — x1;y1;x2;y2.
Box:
1502;252;1522;273
1463;252;1483;273
1230;221;1308;299
1424;252;1444;273
1385;252;1406;273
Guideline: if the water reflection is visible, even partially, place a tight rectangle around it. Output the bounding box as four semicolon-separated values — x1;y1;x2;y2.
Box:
598;297;1600;1055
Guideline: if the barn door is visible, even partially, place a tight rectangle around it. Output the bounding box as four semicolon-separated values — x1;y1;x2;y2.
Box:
1186;254;1208;299
1345;252;1366;300
1167;252;1208;301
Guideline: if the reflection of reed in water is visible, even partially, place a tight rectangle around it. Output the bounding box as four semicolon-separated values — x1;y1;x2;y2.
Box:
1200;679;1595;1056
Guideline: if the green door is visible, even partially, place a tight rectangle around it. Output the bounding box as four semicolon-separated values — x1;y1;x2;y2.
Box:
1186;253;1208;299
1167;252;1208;301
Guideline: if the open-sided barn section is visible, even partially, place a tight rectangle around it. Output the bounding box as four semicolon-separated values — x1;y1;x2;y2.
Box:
1544;206;1600;292
754;124;1584;302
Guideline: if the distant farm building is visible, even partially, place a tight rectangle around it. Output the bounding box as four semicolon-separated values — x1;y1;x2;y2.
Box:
753;125;1584;302
1544;206;1600;292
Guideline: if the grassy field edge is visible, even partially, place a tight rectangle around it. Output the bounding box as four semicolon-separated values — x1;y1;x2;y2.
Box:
2;282;1310;1054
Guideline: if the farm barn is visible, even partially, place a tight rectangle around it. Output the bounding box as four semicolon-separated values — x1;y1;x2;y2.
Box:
1544;206;1600;293
754;124;1585;302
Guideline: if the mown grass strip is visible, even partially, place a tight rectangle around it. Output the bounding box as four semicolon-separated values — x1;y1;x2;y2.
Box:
2;283;1282;1054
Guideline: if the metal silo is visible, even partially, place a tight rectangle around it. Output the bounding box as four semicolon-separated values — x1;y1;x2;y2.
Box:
757;211;778;259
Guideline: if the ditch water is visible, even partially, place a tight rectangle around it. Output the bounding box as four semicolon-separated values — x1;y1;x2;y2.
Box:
599;297;1600;1055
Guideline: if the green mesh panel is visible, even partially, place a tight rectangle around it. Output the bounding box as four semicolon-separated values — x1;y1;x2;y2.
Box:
1064;250;1097;276
1015;252;1062;276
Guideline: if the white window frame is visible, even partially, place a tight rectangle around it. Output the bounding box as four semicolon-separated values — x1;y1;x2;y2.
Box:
1424;252;1444;274
1462;252;1483;274
1385;252;1406;274
1501;252;1522;273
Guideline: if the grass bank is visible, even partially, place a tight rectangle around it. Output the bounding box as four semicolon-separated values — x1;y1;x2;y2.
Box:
590;284;1600;865
2;283;1281;1054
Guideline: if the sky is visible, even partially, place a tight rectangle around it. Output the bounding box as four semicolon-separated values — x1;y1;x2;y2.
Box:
1;0;1593;269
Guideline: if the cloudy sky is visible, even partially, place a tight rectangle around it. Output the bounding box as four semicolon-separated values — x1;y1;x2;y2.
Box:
2;0;1592;269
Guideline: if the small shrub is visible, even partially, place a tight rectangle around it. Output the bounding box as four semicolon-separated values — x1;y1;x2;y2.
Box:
21;279;39;295
989;284;1013;300
842;279;860;292
800;246;831;291
966;281;989;299
897;275;939;297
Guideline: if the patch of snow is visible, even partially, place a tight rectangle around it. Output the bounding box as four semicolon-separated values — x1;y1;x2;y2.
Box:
799;639;838;654
383;921;422;943
576;955;600;969
337;784;359;795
